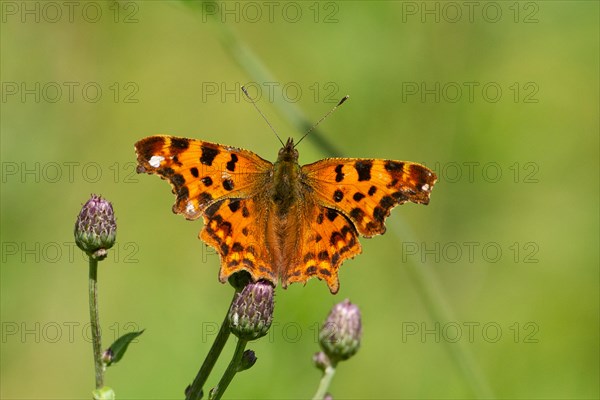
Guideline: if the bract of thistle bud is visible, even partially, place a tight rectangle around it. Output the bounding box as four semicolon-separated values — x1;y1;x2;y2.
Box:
319;299;362;362
228;281;274;340
74;194;116;259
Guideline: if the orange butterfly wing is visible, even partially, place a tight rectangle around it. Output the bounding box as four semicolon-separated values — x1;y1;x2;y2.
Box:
282;203;362;294
200;197;275;284
302;158;437;236
135;136;272;219
135;136;278;284
279;158;436;293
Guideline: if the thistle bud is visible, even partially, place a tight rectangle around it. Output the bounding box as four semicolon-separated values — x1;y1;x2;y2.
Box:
319;299;362;363
237;349;257;372
74;195;116;260
101;348;113;365
313;351;331;372
228;281;274;340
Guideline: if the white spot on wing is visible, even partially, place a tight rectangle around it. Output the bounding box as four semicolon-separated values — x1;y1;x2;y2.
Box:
421;183;430;192
186;201;196;214
149;155;164;168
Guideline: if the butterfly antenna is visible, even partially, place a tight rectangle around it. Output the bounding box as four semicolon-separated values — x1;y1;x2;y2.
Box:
295;95;349;147
242;86;284;146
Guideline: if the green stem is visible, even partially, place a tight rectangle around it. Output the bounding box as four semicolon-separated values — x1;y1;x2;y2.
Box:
186;292;237;400
209;338;249;400
312;364;337;400
88;256;104;389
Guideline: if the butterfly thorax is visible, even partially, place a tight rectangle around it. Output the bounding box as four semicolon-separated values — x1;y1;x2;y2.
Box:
272;138;301;215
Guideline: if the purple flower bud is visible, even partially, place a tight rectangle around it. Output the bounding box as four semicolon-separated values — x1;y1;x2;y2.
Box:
101;348;113;365
228;281;274;340
313;351;331;372
74;195;116;260
237;349;257;372
319;299;362;362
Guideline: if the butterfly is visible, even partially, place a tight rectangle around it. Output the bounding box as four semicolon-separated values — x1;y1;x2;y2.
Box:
135;135;437;294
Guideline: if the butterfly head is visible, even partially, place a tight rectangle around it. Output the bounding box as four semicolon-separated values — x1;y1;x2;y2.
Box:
277;137;299;163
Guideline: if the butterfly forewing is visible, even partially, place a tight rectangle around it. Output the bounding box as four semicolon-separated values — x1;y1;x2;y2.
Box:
135;136;272;219
302;158;437;236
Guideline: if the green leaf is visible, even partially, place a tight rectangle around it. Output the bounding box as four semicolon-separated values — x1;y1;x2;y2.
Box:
105;329;144;367
92;386;115;400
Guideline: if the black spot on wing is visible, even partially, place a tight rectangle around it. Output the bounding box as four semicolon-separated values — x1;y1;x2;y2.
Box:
331;253;340;266
223;179;234;191
198;192;214;206
392;191;408;202
226;154;238;172
201;176;213;187
158;166;175;178
385;160;404;172
200;145;219;166
373;206;386;223
412;165;434;186
172;174;185;188
368;186;377;196
190;167;199;178
350;207;365;222
341;225;353;237
326;209;338;222
228;200;240;213
353;192;365;202
171;137;190;150
176;186;189;203
380;196;395;209
232;242;244;252
334;164;344;182
220;243;229;256
330;232;343;245
204;201;221;218
137;136;165;161
333;190;344;202
355;160;373;181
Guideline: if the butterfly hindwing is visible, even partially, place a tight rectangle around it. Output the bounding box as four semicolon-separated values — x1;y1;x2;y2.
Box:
283;204;362;294
135;135;272;219
201;197;276;284
302;158;437;237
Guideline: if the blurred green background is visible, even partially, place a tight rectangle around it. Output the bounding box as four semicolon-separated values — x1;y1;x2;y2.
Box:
1;1;598;399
